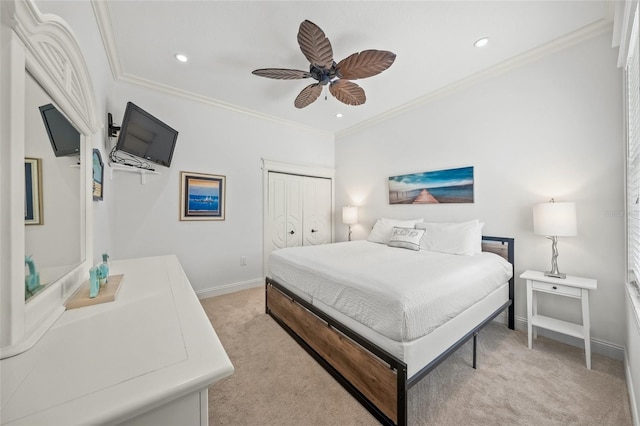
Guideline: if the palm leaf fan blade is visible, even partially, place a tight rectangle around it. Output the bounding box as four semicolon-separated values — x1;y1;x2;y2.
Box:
294;83;323;108
297;20;334;69
329;80;366;106
252;68;311;80
336;50;396;80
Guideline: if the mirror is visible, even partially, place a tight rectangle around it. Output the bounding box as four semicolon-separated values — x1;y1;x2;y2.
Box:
24;72;83;301
1;0;100;358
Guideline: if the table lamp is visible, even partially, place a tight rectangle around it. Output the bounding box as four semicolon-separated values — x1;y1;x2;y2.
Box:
342;206;358;241
533;199;577;279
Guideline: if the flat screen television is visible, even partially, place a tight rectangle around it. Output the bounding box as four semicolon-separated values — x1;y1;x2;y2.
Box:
39;103;80;157
115;102;179;168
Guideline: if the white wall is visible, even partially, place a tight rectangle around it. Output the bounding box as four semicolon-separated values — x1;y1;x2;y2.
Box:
107;81;334;294
335;33;625;352
32;1;332;297
34;1;625;354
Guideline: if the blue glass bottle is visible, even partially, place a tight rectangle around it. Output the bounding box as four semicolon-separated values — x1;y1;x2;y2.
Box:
98;253;109;288
89;267;99;298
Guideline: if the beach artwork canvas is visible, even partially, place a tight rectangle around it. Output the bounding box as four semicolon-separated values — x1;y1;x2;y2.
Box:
388;166;474;204
180;171;226;220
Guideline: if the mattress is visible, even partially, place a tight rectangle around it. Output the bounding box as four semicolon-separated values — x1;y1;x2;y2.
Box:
268;240;513;342
310;282;510;378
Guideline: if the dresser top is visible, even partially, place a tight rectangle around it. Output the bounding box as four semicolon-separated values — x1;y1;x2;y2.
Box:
1;255;234;425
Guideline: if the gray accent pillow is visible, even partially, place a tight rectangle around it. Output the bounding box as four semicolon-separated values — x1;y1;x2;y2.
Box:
388;227;425;251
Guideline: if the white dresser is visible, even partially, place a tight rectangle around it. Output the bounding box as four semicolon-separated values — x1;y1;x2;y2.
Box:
1;255;234;425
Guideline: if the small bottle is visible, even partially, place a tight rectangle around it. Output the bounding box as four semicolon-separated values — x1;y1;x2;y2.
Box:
98;253;110;288
89;267;99;298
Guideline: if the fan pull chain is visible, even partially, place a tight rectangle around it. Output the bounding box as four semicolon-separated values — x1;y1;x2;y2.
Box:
324;85;328;101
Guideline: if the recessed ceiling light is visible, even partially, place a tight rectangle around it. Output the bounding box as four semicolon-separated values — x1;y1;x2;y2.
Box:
174;53;188;63
336;113;343;118
474;38;489;48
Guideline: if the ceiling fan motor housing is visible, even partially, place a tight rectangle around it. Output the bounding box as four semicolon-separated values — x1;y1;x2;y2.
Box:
309;62;338;85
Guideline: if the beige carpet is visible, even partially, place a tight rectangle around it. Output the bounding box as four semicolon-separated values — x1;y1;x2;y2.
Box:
202;287;632;426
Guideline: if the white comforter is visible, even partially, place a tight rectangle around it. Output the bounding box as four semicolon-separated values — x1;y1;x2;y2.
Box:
269;240;512;342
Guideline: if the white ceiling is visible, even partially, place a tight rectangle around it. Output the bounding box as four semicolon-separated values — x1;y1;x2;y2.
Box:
93;1;613;136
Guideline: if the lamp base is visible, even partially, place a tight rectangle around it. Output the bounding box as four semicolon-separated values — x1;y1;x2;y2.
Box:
545;235;566;279
544;271;566;279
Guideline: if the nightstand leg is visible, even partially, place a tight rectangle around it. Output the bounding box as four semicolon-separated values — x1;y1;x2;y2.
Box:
532;288;538;340
582;289;591;369
527;280;533;349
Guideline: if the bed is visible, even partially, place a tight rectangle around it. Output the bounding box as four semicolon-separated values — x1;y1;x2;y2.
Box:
265;225;514;426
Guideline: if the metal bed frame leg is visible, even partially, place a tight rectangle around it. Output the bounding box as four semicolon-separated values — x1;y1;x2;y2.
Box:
472;332;478;369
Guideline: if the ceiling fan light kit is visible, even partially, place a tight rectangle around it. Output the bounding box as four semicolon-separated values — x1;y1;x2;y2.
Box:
252;20;396;109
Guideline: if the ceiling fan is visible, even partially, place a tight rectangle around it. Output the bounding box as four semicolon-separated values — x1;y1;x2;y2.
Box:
252;20;396;109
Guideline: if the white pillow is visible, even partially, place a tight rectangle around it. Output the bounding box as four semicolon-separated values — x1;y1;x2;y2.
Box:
388;227;425;251
367;218;424;244
416;219;483;255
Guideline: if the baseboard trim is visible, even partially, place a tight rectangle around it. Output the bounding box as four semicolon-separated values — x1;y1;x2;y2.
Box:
196;278;263;299
494;312;625;361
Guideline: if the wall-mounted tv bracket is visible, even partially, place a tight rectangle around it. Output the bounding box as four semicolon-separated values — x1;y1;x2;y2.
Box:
107;113;120;138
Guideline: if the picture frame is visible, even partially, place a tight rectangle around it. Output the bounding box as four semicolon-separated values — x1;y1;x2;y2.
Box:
180;171;226;221
93;149;104;201
25;157;43;225
388;166;474;204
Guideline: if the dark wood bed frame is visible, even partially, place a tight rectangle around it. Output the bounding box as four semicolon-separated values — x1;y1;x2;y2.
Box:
265;236;515;426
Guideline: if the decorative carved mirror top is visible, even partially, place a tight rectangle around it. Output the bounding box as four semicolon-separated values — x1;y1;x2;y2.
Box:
12;0;100;135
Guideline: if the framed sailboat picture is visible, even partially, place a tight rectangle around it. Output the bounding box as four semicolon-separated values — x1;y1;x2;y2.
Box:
180;171;226;221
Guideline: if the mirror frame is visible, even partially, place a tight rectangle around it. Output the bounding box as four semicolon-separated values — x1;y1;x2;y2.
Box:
0;0;100;357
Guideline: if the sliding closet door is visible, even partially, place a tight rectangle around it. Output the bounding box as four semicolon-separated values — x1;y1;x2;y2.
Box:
263;160;335;277
268;172;332;252
269;172;303;249
303;176;332;246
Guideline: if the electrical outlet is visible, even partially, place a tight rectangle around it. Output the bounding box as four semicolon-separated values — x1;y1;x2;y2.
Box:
240;256;247;266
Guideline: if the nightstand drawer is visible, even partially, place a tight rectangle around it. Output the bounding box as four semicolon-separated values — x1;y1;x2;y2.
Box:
531;280;581;297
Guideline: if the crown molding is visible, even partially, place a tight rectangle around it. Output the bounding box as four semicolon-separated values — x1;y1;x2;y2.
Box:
336;18;614;139
91;0;121;80
91;1;612;141
90;0;332;138
116;72;333;138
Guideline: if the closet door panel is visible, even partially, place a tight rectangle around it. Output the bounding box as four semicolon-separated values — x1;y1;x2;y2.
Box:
269;174;288;250
303;177;332;246
268;172;331;254
286;175;303;248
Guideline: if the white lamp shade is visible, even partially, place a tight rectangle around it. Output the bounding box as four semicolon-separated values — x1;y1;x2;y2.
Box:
342;206;358;225
533;201;577;236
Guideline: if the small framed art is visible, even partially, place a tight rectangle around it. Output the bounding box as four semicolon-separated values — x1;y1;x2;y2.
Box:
25;157;43;225
180;171;226;221
93;149;104;201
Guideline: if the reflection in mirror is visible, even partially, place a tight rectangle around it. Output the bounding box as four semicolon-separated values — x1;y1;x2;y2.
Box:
24;72;83;301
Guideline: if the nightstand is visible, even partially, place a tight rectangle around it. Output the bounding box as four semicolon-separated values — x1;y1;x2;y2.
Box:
520;270;597;369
